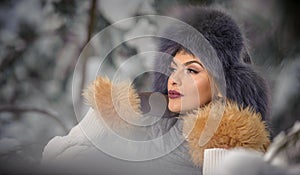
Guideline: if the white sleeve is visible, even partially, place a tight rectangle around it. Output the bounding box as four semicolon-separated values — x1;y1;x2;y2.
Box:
42;108;105;162
202;148;229;175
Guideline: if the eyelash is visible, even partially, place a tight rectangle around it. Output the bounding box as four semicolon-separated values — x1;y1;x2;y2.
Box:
186;68;199;74
168;67;176;74
168;67;199;74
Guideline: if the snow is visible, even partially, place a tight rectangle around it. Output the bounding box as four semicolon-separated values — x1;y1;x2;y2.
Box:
99;0;155;30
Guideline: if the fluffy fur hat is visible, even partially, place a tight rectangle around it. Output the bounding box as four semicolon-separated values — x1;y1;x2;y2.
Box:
153;6;270;121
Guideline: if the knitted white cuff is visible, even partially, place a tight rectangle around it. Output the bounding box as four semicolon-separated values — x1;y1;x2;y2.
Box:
203;148;229;175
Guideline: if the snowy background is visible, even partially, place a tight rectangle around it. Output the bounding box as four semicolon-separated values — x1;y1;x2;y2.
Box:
0;0;299;171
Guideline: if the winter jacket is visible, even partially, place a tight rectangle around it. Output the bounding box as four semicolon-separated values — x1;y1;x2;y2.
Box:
42;77;270;175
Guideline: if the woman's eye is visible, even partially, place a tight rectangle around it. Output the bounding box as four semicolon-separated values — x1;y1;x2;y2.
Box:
168;67;176;73
186;68;199;74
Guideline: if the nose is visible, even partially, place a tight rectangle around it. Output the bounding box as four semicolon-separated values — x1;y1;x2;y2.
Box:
170;71;182;86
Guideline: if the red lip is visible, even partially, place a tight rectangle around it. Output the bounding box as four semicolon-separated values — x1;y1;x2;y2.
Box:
168;90;183;99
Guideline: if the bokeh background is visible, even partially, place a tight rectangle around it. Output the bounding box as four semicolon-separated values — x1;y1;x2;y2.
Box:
0;0;299;166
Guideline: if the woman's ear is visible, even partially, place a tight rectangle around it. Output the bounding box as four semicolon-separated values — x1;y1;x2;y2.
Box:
217;92;223;99
211;80;223;99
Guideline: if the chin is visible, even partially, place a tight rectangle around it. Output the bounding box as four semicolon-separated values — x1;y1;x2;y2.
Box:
168;105;191;113
168;104;180;113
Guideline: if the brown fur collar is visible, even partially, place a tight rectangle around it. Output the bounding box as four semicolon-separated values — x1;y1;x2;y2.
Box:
83;77;270;167
83;77;142;131
182;101;270;167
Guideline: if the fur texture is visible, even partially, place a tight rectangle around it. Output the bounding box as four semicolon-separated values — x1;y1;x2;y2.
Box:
83;77;142;131
83;77;270;168
182;100;270;167
153;6;270;120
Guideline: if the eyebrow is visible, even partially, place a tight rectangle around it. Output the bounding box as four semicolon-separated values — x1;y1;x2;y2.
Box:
171;60;177;66
183;60;204;68
171;59;205;69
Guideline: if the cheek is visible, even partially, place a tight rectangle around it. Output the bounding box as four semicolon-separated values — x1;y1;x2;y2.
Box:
167;74;212;112
182;75;212;106
195;76;212;105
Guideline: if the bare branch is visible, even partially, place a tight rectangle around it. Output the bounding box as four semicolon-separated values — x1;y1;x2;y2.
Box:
77;0;98;114
0;105;68;133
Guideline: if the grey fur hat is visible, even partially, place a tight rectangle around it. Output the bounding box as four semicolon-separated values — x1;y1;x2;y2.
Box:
153;6;270;121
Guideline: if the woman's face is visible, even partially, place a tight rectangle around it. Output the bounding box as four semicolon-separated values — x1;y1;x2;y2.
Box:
167;51;212;113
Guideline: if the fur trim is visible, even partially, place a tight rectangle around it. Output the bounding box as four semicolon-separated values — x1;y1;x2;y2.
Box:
83;77;142;131
182;100;270;167
82;77;270;167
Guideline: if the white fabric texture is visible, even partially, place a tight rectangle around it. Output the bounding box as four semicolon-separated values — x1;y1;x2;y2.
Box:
42;108;105;162
203;148;228;175
41;108;202;175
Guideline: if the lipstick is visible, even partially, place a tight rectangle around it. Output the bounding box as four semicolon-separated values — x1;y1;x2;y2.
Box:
168;90;183;99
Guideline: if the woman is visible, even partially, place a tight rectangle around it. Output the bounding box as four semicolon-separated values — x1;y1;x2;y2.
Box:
42;6;270;175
